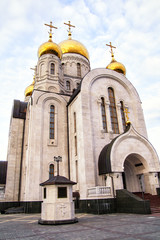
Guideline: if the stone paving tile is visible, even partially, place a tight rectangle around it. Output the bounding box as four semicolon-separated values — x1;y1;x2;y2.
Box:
0;213;160;240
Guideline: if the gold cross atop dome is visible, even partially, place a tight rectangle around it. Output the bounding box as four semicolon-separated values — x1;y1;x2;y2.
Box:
64;21;75;39
124;108;131;125
44;21;58;41
106;42;116;58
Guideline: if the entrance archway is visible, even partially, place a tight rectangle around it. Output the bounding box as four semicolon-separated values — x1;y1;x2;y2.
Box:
123;153;148;193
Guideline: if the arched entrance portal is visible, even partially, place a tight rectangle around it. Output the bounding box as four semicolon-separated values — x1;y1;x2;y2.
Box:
123;153;148;193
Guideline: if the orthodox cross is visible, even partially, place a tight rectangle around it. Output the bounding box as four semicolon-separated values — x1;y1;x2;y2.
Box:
30;66;36;76
54;156;62;176
64;21;75;38
106;42;116;58
44;21;58;40
124;108;130;124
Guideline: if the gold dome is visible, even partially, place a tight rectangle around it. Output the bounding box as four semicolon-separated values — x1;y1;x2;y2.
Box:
38;39;62;59
25;79;35;97
38;21;62;59
106;42;126;75
106;57;126;75
59;38;89;60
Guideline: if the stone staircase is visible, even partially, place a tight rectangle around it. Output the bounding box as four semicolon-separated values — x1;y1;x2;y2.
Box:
134;192;160;214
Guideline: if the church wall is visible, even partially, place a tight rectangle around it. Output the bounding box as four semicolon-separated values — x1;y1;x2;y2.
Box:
68;92;97;199
5;118;24;201
20;102;31;201
22;90;69;201
68;68;150;199
78;69;149;190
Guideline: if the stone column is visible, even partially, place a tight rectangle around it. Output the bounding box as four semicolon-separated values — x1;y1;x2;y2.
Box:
144;172;159;195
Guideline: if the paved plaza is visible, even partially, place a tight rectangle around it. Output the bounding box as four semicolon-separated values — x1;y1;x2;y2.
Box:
0;213;160;240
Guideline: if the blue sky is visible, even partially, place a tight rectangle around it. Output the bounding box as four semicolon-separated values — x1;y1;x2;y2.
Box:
0;0;160;160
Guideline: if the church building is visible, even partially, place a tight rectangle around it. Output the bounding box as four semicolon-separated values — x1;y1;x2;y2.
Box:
3;21;160;206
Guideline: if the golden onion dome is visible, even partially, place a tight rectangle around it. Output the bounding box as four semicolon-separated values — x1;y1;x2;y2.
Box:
59;35;89;60
38;21;62;58
25;78;35;97
106;42;126;75
38;36;62;59
106;57;126;75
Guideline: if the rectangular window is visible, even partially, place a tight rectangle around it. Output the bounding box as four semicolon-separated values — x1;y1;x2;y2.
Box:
75;136;77;156
44;187;46;199
108;88;119;134
101;97;107;132
58;187;67;198
50;105;55;139
74;112;76;133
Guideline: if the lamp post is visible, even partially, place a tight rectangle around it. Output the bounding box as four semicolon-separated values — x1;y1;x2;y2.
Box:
54;156;62;176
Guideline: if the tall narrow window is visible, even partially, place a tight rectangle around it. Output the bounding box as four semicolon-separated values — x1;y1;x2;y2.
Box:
66;81;70;90
101;97;107;132
77;63;81;77
108;88;119;134
50;105;55;139
74;112;76;133
49;164;54;178
75;136;77;156
40;63;44;76
120;101;126;131
62;63;64;71
44;187;46;199
76;160;78;183
50;63;55;74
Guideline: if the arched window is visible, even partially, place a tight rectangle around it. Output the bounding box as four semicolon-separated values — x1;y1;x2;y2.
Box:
50;105;55;139
77;63;81;77
49;164;54;178
120;101;126;131
101;97;107;132
40;63;44;76
62;63;64;71
108;88;119;134
50;63;55;74
66;81;70;90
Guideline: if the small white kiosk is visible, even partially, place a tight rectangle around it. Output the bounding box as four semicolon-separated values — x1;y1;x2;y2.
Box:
38;175;78;225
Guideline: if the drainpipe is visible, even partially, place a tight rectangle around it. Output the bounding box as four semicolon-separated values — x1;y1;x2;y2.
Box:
67;105;70;180
18;118;26;202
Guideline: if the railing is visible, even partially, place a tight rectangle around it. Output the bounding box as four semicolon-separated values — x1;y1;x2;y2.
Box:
0;187;5;200
87;186;111;197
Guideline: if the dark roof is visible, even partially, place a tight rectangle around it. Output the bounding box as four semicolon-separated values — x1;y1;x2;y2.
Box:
98;123;131;175
12;100;28;119
0;161;8;184
67;84;81;106
40;175;76;186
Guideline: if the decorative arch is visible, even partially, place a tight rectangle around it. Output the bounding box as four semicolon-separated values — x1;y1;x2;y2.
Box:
98;123;160;175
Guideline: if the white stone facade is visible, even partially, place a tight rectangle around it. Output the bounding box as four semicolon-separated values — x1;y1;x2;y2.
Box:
4;37;160;203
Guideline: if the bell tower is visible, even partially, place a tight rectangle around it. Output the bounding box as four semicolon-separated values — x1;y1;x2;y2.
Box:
35;21;63;93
